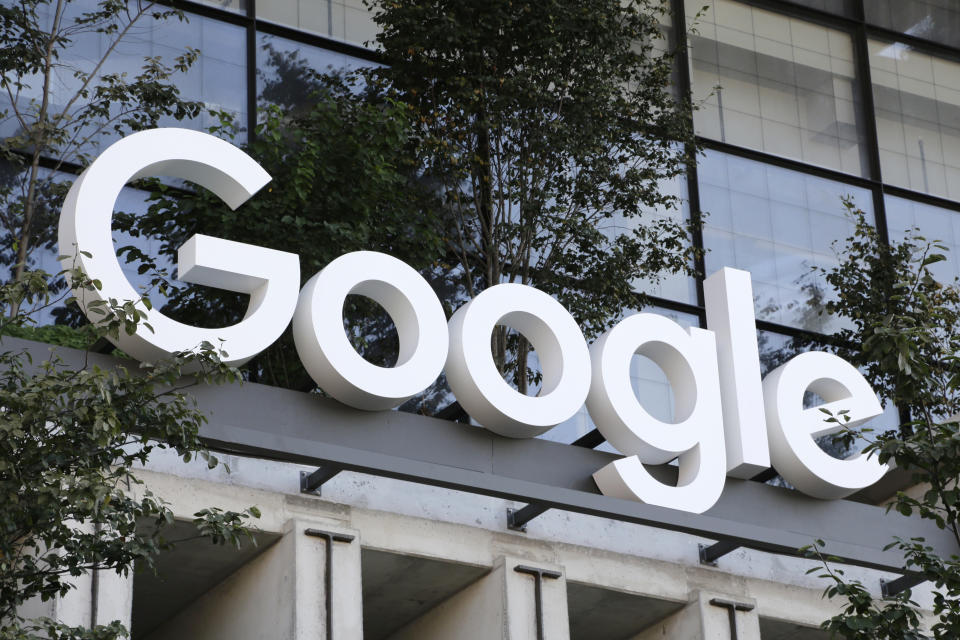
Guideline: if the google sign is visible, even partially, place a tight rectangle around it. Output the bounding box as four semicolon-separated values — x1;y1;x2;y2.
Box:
59;129;888;515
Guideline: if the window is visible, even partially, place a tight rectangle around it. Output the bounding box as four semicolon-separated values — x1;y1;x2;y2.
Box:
0;4;248;151
257;32;375;111
698;150;874;333
603;173;698;305
885;194;960;283
869;39;960;200
257;0;377;49
779;0;858;17
686;0;869;176
865;0;960;50
195;0;247;14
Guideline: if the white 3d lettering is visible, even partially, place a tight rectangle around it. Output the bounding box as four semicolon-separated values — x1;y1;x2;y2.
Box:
59;129;889;514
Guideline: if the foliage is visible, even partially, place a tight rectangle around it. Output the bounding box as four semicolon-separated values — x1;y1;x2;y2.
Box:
0;262;259;640
806;199;960;639
0;0;208;310
366;0;699;391
121;47;448;402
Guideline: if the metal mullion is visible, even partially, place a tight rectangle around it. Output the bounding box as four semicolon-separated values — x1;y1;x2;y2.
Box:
671;0;708;327
735;0;860;29
853;23;884;184
164;0;251;26
881;183;960;214
254;18;383;64
849;14;892;247
639;293;704;320
864;24;960;66
246;0;257;142
853;0;865;23
698;138;880;191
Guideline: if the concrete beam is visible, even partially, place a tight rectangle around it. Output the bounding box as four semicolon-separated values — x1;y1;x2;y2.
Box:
143;519;362;640
7;337;956;574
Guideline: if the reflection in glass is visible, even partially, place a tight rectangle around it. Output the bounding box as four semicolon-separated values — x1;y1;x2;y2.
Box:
686;0;869;176
0;3;247;152
869;39;960;200
196;0;246;13
885;194;960;283
601;172;698;305
257;0;377;48
699;150;874;333
865;1;960;50
542;309;701;452
256;32;374;112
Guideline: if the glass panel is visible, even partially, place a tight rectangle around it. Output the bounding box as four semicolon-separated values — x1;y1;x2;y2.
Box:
869;39;960;200
0;3;248;154
686;0;869;176
699;150;874;333
602;173;698;305
257;0;377;48
256;32;375;111
543;309;701;451
884;194;960;283
865;0;960;49
195;0;247;14
780;0;857;17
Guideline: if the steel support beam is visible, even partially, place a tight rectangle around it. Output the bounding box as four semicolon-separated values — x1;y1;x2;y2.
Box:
506;503;550;531
8;338;958;576
881;574;927;598
300;464;343;495
699;540;742;565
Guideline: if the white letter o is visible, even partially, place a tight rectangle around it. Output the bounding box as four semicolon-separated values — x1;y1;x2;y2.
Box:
445;284;591;438
292;251;448;410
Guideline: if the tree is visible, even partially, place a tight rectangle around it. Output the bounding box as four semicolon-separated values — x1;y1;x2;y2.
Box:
366;0;699;392
0;258;259;640
806;201;960;639
120;46;448;399
0;0;210;314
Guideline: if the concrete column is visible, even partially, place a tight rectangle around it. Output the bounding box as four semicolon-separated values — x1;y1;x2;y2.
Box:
145;518;363;640
632;590;760;640
389;555;569;640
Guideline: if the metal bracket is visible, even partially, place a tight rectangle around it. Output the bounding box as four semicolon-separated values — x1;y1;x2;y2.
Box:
507;503;550;532
699;540;741;566
881;574;926;598
300;464;343;495
709;597;754;640
305;528;355;640
515;565;562;640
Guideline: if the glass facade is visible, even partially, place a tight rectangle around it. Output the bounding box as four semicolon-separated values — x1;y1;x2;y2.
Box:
885;194;960;282
699;150;873;333
9;0;960;447
257;0;377;48
257;32;374;110
780;0;858;17
865;0;960;50
605;172;698;305
0;2;248;151
870;38;960;200
686;0;869;175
